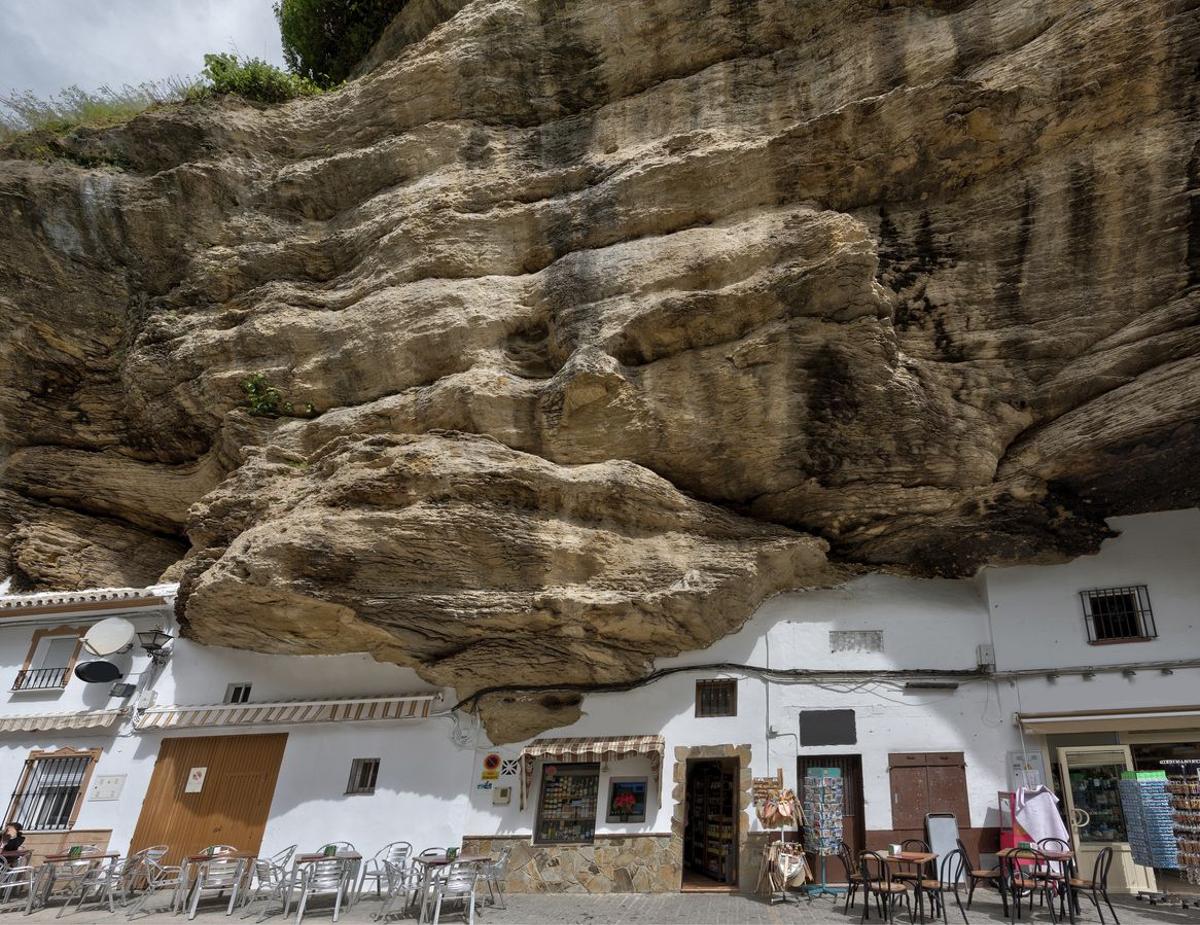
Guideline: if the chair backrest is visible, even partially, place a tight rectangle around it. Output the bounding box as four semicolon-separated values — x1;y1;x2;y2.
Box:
1004;847;1046;881
316;841;355;853
902;838;930;852
419;847;446;858
440;861;479;893
270;844;297;868
1037;838;1071;853
859;850;892;889
1092;846;1114;887
203;844;237;856
305;857;350;890
198;856;243;888
955;837;979;870
378;841;413;865
938;848;966;887
838;841;856;877
492;845;512;875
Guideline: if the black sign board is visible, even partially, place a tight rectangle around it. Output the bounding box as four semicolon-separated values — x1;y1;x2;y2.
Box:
799;709;857;746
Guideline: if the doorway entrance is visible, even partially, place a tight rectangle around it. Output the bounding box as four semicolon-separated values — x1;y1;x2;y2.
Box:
683;758;738;889
130;734;288;866
799;755;864;881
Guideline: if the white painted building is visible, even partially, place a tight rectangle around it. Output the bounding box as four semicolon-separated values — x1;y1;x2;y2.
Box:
0;508;1194;895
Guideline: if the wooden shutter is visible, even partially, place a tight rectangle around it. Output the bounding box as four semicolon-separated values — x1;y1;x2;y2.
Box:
887;752;971;830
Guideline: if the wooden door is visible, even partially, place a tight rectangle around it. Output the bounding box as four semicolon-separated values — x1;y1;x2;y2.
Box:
130;734;287;866
799;755;865;880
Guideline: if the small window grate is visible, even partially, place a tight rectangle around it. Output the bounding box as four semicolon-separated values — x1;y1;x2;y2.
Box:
224;683;252;704
1080;586;1156;644
346;758;380;795
695;679;737;717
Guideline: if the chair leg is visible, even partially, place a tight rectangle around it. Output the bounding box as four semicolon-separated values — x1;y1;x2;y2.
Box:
294;886;308;925
333;883;343;924
432;892;443;925
1101;889;1118;925
189;884;202;922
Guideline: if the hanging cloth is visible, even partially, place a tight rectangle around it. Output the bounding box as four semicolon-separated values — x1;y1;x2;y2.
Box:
1014;785;1071;844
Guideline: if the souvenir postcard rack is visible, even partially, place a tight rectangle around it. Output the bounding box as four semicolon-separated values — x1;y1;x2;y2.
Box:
1163;759;1200;895
801;767;846;898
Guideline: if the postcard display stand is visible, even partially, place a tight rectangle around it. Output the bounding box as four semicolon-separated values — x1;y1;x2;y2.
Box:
802;768;846;898
1162;759;1200;903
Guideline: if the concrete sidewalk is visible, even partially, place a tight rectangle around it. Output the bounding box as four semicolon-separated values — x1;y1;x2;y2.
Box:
6;887;1197;924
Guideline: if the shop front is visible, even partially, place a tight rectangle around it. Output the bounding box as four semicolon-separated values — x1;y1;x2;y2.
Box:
1019;704;1200;896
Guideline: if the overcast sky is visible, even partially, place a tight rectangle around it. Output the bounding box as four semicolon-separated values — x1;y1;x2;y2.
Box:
0;0;285;99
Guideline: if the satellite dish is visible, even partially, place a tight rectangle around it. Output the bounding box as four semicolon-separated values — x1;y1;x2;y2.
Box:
74;660;123;683
83;618;135;657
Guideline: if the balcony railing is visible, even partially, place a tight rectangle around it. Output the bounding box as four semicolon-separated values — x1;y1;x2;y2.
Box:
11;666;70;691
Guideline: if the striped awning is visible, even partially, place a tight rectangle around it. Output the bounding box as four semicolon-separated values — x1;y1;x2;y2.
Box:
520;734;665;808
135;694;438;730
0;709;125;733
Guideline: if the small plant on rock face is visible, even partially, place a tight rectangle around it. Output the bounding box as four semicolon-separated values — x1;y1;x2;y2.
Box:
242;373;318;418
199;53;322;105
243;373;284;416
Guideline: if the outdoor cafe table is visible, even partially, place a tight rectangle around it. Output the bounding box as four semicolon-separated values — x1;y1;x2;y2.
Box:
35;852;120;909
411;854;491;924
997;846;1077;923
883;852;938;923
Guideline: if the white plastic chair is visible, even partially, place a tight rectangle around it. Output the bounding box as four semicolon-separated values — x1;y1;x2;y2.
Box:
358;842;412;901
187;854;246;920
428;861;479;925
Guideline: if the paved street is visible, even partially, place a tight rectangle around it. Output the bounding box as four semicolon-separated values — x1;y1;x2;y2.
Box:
6;887;1198;924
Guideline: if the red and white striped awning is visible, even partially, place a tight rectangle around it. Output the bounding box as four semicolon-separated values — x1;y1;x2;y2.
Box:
135;694;438;730
519;734;665;808
0;709;125;733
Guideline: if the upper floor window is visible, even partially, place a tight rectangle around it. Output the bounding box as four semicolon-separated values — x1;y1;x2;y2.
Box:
12;632;81;692
224;683;252;704
1081;586;1156;644
346;758;380;795
695;679;737;717
6;748;98;831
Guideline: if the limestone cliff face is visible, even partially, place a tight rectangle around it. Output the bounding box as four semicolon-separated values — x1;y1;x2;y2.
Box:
2;0;1198;739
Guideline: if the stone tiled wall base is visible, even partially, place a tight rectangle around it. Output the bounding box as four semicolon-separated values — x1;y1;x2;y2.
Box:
462;835;680;893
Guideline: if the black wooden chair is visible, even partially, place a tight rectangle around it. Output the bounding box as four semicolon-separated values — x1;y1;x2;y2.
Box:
859;850;911;923
839;840;865;913
1035;837;1073;918
956;838;1000;909
892;838;932;884
1002;847;1059;924
1068;846;1119;925
916;847;969;924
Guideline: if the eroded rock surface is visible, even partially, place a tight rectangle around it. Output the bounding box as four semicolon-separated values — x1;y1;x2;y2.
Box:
1;0;1198;737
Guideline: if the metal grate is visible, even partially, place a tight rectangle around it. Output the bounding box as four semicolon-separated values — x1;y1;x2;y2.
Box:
1081;585;1156;643
11;666;70;691
346;758;380;795
695;679;737;717
225;683;252;704
9;756;91;831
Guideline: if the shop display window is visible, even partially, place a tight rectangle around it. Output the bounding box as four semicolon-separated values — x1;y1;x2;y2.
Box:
534;762;600;844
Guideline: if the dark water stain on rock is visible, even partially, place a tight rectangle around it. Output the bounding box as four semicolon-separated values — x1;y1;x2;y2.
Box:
996;183;1037;320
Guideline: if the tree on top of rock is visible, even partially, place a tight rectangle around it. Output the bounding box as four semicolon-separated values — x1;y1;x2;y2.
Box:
274;0;409;88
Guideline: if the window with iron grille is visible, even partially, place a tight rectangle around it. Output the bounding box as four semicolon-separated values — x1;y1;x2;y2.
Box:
346;758;380;795
224;682;252;704
1081;586;1156;643
8;754;93;831
695;679;737;717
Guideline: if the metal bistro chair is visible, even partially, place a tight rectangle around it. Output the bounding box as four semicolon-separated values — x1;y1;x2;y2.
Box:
428;861;480;925
125;856;185;919
115;847;169;905
859;850;911;923
358;842;412;901
290;855;354;924
0;865;38;914
1068;846;1119;925
187;853;247;920
412;850;448;922
1002;847;1059;924
956;838;1001;909
38;845;101;913
374;859;417;922
481;845;511;909
55;854;123;918
239;857;292;916
916;847;969;924
839;840;866;913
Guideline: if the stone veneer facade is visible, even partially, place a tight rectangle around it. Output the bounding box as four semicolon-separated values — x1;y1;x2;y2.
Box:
461;834;678;893
464;742;758;894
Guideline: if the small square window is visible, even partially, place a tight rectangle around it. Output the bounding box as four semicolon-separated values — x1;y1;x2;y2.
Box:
224;683;252;704
346;758;380;795
1081;586;1156;644
695;679;737;717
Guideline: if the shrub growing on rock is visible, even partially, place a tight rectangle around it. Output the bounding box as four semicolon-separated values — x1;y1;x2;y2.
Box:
274;0;408;88
200;53;321;104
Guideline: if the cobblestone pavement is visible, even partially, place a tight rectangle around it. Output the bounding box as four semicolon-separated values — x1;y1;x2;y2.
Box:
8;889;1199;924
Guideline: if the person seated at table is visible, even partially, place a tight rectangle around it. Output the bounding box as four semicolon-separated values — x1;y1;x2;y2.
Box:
2;823;24;854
